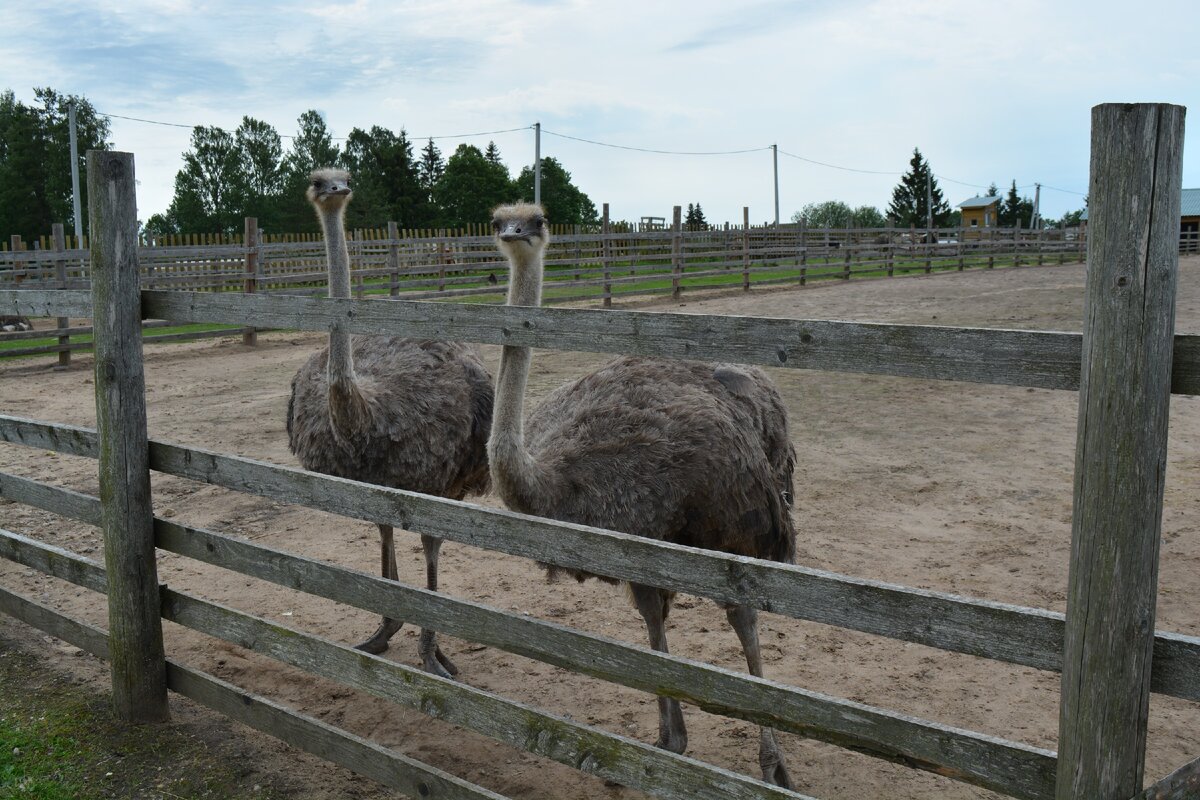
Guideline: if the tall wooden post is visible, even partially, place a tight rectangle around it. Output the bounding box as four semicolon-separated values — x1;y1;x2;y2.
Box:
741;207;750;291
52;223;70;369
671;205;682;299
87;150;169;723
1055;103;1185;800
10;235;23;286
242;217;258;346
602;204;612;307
386;221;399;297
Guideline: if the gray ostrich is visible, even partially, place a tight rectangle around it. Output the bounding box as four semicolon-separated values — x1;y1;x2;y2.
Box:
487;203;796;788
0;315;32;332
287;169;493;677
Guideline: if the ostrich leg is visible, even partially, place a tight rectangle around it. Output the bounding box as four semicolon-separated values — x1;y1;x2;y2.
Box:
418;534;458;678
630;584;687;754
356;524;404;654
726;605;793;789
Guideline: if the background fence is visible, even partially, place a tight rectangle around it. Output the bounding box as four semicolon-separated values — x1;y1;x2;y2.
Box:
0;214;1091;365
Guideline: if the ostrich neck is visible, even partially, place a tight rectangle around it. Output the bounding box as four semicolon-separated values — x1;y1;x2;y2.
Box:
319;204;354;389
318;203;369;438
489;246;553;512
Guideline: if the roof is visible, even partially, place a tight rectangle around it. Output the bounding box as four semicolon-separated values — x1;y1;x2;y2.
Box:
958;195;1002;209
1080;187;1200;221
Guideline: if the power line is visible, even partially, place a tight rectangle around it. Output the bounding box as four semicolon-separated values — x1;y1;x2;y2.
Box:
1040;183;1087;197
542;128;770;156
99;110;530;142
778;148;898;175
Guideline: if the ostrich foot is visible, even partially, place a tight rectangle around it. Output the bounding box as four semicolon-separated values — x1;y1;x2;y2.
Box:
760;731;793;789
355;616;403;655
419;628;459;679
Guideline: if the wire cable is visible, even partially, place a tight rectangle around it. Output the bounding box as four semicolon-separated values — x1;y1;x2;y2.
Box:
778;148;898;175
99;111;531;143
542;128;770;156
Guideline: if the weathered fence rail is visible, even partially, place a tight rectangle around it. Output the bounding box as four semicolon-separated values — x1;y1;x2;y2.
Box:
0;219;1084;304
1;106;1196;800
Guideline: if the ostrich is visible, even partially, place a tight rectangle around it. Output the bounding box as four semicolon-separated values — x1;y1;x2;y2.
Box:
0;315;32;332
487;203;796;788
287;169;493;678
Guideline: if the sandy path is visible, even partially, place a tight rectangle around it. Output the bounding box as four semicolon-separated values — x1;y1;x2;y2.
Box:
1;258;1198;799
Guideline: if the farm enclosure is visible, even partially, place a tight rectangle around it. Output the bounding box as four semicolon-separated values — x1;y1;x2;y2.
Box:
1;255;1199;799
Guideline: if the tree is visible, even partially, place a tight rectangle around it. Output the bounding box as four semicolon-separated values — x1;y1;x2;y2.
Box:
886;148;951;228
432;144;513;227
792;200;852;227
1000;180;1035;228
342;125;432;229
851;205;885;228
163;125;247;234
986;182;999;197
513;157;597;225
277;110;342;232
0;88;110;240
484;141;503;166
685;202;708;229
235;116;285;232
418;139;445;203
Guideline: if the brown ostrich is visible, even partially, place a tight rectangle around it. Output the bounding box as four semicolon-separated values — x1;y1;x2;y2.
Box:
486;203;796;788
286;169;493;677
0;315;32;332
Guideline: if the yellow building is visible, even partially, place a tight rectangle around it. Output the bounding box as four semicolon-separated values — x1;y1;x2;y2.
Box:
957;195;1003;234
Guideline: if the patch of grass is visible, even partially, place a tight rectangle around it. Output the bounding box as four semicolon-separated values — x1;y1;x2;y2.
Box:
0;644;287;799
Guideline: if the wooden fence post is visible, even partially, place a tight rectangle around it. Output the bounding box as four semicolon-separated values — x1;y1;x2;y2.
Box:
800;219;809;285
242;217;258;346
52;223;70;369
1013;220;1022;267
573;224;582;281
671;205;683;298
741;207;750;291
10;235;23;286
86;150;169;724
957;227;964;271
988;227;995;269
386;221;399;296
885;219;894;277
602;204;612;307
1055;103;1185;800
1037;224;1045;266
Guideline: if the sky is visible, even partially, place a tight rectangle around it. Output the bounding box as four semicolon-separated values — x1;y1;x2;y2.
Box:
3;0;1199;226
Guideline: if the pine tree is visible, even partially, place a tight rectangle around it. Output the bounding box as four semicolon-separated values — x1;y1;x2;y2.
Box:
418;138;445;201
886;148;951;228
484;141;503;166
1000;180;1035;228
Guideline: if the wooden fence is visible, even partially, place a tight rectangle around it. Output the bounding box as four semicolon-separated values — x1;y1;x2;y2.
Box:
0;215;1086;366
1;105;1198;800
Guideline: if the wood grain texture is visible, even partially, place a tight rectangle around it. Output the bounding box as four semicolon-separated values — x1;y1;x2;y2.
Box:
1132;756;1200;800
0;583;507;800
0;519;1054;799
1055;103;1186;800
161;589;810;800
6;286;1200;395
86;150;169;723
2;418;1198;705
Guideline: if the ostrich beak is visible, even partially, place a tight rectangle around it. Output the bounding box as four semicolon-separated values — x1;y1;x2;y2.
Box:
498;221;534;242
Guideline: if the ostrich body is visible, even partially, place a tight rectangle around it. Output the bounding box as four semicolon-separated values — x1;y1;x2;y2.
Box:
487;204;795;788
0;315;32;332
287;169;493;677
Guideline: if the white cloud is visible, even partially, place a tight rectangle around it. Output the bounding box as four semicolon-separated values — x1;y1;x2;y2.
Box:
3;0;1197;223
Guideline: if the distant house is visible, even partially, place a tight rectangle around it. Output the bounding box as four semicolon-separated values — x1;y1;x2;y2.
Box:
957;195;1003;230
1080;188;1199;251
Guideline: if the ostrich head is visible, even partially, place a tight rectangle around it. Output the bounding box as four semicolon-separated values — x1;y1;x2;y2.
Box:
307;168;353;208
492;203;549;265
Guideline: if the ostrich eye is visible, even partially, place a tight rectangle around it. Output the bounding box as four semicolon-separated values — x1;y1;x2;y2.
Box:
312;181;321;188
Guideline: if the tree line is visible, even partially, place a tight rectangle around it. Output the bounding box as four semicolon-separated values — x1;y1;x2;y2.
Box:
0;88;110;241
793;148;1086;230
146;109;600;236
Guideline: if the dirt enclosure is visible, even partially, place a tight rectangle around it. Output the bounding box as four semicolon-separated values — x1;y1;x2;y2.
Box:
2;258;1199;799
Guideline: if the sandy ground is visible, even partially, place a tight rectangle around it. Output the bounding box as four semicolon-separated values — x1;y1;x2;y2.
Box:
1;258;1199;800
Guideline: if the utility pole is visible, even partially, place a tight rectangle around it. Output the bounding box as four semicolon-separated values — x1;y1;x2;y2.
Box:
926;170;933;235
772;144;780;228
1031;182;1041;230
69;100;83;242
533;121;541;207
